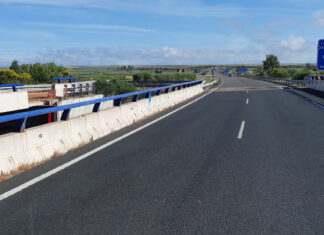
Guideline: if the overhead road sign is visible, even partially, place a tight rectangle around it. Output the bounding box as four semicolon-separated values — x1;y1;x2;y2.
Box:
224;69;230;74
317;39;324;71
237;68;248;74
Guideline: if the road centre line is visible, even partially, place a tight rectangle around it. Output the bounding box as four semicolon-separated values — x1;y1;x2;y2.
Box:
237;121;245;139
0;80;224;202
246;98;249;104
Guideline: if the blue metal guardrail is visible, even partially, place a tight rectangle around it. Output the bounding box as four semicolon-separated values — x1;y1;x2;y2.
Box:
130;81;185;84
53;77;76;84
0;84;24;92
0;80;202;132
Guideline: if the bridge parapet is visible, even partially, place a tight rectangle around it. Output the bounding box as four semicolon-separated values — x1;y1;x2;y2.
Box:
0;80;203;176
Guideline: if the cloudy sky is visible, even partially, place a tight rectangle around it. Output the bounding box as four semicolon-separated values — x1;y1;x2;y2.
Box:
0;0;323;65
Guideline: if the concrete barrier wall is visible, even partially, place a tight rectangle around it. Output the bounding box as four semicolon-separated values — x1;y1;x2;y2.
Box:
308;81;324;92
57;95;113;119
0;91;29;113
0;85;203;175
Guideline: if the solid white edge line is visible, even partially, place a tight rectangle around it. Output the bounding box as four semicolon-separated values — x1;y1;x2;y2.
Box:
0;81;224;201
237;121;245;139
246;98;249;105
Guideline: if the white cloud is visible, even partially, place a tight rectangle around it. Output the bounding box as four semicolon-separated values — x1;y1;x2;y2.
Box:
29;22;155;33
0;0;240;17
262;35;315;63
25;41;314;66
313;9;324;26
278;35;306;51
32;47;249;65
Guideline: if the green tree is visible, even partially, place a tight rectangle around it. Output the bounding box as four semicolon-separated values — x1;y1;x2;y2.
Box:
28;62;68;83
9;60;21;74
263;54;280;74
20;64;31;74
96;76;136;96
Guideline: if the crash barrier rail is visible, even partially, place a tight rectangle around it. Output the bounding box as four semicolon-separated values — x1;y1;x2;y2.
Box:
0;84;24;92
305;75;324;80
0;80;203;132
66;81;96;97
53;77;76;83
252;77;309;88
0;81;96;96
129;81;186;88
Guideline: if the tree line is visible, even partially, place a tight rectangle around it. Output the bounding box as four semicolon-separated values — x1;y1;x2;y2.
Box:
133;72;197;82
0;60;72;84
240;55;324;80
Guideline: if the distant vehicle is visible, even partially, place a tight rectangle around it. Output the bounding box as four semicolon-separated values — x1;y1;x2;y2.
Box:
228;74;233;77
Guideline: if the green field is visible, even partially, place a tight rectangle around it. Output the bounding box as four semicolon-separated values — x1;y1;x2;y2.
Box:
66;65;213;81
66;63;317;81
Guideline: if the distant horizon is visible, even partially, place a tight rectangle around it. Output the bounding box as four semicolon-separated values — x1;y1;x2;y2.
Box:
0;62;317;68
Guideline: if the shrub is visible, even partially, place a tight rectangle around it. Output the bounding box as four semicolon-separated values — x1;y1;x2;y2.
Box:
154;72;196;81
0;69;32;84
253;67;265;76
96;77;136;96
292;69;312;80
270;68;290;79
133;72;153;82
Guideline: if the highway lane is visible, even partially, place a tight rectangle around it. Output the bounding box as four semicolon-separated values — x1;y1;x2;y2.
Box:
1;77;324;234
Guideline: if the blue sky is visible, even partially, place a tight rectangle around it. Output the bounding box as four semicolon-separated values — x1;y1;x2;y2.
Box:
0;0;323;65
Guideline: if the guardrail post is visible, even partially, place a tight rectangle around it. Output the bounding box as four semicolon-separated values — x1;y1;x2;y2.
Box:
156;90;161;96
145;92;151;98
16;117;27;132
172;87;176;92
178;86;182;90
165;88;169;93
73;84;76;97
114;98;122;106
93;102;101;112
61;109;71;121
132;95;139;102
12;85;18;92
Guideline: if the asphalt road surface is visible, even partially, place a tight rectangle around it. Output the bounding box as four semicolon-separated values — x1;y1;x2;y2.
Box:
1;76;324;234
